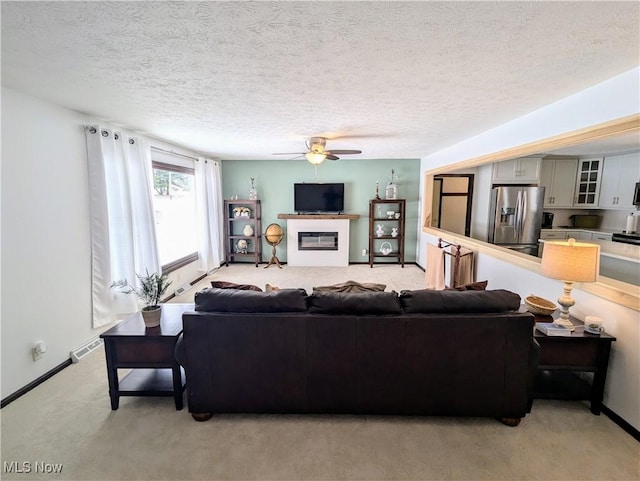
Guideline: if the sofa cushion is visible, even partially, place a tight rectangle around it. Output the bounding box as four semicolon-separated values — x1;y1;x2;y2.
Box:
444;280;488;291
210;280;262;291
308;291;402;315
398;289;521;313
312;280;386;293
195;287;308;313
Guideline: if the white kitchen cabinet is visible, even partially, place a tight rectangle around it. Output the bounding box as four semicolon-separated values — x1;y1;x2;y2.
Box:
540;230;610;242
573;158;603;207
540;158;578;208
539;230;567;240
492;157;541;184
566;230;593;241
592;232;613;241
598;152;640;209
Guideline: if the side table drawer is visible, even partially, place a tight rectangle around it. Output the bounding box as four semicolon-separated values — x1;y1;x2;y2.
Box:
538;339;598;367
113;339;175;364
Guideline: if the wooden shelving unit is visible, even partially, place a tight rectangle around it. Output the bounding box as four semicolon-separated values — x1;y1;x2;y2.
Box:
224;199;262;267
368;198;405;267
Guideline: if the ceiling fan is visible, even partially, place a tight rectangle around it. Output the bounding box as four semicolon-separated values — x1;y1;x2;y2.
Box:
273;137;362;165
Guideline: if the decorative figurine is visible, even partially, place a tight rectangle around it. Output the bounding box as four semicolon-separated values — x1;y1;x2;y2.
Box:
236;239;248;254
376;224;384;237
391;227;398;237
375;181;380;200
385;169;398;200
249;177;258;200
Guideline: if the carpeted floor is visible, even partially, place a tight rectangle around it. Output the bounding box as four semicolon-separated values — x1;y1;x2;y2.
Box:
2;265;638;481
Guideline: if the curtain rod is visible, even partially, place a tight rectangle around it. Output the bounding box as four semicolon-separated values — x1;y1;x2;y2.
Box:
151;146;200;162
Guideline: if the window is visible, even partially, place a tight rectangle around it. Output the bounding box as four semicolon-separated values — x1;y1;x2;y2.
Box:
152;161;198;272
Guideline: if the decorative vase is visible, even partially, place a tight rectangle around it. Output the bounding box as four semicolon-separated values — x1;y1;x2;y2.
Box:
243;224;254;236
385;169;398;199
376;224;384;237
141;306;161;328
249;177;258;200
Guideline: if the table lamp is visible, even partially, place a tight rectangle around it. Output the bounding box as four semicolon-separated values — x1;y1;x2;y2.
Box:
540;238;600;330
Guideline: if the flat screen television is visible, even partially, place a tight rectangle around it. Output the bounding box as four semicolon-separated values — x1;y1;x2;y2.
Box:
294;183;345;213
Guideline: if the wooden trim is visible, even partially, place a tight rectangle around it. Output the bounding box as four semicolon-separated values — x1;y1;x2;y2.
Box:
422;115;640;311
162;252;199;274
162;272;207;302
601;404;640;442
425;114;640;175
152;160;195;174
277;213;360;220
1;359;72;408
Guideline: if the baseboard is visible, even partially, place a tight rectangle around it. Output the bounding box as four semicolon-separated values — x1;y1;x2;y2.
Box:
163;273;208;302
602;404;640;442
1;359;72;409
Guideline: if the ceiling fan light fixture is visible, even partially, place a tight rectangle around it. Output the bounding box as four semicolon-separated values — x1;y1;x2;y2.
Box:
305;152;326;164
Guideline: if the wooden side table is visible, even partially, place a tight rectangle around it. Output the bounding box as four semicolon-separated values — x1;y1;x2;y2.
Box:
100;303;193;410
531;311;616;415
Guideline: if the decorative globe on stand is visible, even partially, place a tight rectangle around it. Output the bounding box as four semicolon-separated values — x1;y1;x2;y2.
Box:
264;223;284;269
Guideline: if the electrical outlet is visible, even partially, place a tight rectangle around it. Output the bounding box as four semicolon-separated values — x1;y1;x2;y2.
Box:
32;341;47;361
361;248;368;256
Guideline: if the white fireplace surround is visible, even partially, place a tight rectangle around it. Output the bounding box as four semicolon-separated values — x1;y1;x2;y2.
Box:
285;218;351;266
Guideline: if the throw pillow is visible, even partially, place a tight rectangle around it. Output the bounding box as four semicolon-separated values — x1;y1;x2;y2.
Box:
312;280;386;294
445;280;488;291
307;291;402;314
210;280;262;292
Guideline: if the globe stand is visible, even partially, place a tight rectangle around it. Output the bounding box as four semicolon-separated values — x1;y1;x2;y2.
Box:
264;244;282;269
263;223;284;269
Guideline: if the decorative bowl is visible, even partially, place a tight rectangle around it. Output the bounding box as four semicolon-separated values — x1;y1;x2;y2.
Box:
525;295;557;316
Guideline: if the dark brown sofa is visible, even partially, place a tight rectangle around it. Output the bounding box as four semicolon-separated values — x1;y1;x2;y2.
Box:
176;288;539;425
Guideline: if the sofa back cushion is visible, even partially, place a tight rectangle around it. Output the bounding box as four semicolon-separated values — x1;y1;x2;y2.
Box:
211;280;262;291
398;289;521;313
307;291;402;315
195;287;308;313
312;280;387;293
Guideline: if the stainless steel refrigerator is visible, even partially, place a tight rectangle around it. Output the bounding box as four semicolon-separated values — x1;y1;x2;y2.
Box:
488;186;545;256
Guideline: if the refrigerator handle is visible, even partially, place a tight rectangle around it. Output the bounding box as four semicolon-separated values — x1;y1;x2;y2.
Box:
521;189;528;236
515;190;523;243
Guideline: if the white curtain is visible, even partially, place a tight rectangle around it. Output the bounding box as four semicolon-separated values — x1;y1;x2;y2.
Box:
195;158;224;272
86;126;160;327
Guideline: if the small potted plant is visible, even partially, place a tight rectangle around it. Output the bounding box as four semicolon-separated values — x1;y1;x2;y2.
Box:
112;270;172;327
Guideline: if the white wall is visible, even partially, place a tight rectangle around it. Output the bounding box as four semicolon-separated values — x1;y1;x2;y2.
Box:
1;88;94;398
0;88;202;399
417;67;640;430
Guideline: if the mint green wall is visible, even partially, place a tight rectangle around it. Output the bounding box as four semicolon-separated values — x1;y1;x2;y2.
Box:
220;158;420;263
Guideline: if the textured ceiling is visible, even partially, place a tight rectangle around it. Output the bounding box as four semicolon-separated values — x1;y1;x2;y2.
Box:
2;1;639;160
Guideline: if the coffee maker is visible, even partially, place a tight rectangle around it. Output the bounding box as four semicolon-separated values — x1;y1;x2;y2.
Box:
542;212;554;228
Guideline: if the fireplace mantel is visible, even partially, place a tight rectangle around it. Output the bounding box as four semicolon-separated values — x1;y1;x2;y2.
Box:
277;213;360;220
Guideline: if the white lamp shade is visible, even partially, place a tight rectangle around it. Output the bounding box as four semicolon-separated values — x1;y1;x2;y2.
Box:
305;152;326;164
541;238;600;282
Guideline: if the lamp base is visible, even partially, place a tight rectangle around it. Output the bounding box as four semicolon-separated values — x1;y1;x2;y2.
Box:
554;317;575;331
556;281;576;331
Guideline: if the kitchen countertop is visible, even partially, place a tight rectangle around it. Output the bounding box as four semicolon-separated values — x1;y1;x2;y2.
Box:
541;227;618;234
539;238;640;263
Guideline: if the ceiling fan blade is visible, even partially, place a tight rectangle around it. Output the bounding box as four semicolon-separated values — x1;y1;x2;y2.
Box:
326;149;362;155
325;154;339;161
